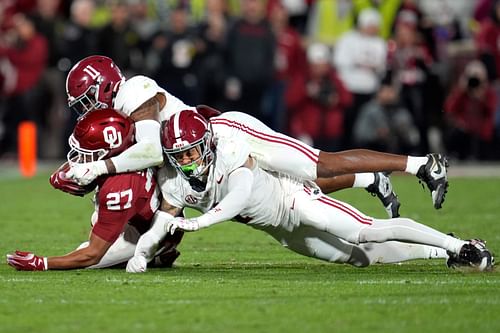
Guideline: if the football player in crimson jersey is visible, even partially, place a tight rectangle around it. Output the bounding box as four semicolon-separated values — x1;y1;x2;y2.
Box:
6;108;182;271
125;110;493;273
63;55;448;219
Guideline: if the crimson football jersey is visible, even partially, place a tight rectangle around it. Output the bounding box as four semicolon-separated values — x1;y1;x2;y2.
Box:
92;168;159;243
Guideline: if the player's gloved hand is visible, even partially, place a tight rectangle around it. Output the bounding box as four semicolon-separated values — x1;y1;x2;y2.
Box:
126;255;148;273
66;161;107;186
165;217;200;234
6;251;47;271
49;163;96;196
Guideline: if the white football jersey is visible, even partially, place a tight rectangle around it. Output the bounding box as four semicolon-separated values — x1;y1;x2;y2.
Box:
114;75;196;120
158;136;303;231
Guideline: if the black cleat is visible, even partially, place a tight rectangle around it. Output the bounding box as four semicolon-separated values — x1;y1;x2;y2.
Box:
447;239;494;272
366;172;401;218
416;153;449;209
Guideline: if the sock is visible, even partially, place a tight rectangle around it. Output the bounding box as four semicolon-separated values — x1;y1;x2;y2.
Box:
353;173;376;188
442;235;467;255
352;241;448;266
358;217;467;254
405;156;429;175
427;245;448;259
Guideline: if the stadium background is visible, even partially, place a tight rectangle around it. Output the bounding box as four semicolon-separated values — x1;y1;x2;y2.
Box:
1;2;500;332
1;0;500;169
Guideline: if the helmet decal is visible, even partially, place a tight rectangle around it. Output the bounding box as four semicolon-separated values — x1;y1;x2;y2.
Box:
67;108;134;165
103;126;122;149
82;65;101;80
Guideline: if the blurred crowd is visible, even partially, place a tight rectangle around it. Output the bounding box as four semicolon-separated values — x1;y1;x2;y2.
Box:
1;0;500;161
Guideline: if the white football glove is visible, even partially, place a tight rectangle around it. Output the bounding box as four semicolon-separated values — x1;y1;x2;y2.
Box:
126;255;148;273
166;217;200;234
66;161;108;186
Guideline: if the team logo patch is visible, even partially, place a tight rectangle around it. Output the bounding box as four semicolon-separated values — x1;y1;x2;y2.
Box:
103;126;122;148
185;195;198;204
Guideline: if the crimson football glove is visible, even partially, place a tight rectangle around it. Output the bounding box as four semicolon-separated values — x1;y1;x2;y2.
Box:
6;251;47;271
49;162;96;197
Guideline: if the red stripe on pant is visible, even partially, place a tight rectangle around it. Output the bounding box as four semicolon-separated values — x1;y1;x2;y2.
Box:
303;186;373;225
211;118;319;163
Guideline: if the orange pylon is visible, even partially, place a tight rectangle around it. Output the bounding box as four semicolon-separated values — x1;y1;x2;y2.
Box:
18;121;37;177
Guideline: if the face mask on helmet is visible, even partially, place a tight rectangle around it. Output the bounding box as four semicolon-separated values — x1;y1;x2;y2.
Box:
67;108;135;166
162;110;214;180
168;136;213;179
67;134;109;164
66;55;125;117
67;81;107;117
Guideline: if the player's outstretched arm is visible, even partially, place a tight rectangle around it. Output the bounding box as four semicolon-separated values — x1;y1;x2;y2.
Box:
7;233;112;271
46;233;112;269
166;159;255;235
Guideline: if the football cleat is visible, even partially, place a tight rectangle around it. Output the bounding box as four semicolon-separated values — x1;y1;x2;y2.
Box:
447;239;494;272
366;172;401;218
416;153;449;209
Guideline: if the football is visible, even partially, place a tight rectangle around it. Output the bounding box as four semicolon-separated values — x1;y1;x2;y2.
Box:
49;162;97;196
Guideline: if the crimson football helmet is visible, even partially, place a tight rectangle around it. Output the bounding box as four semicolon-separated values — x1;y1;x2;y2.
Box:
161;110;214;179
66;55;125;117
67;108;135;164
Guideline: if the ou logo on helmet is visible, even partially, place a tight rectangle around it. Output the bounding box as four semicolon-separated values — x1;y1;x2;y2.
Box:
103;126;122;149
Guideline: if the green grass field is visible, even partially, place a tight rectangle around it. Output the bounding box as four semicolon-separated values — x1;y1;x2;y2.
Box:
1;172;499;333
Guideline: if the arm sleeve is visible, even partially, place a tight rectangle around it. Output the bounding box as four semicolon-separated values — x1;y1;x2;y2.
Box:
197;167;254;228
110;119;163;173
